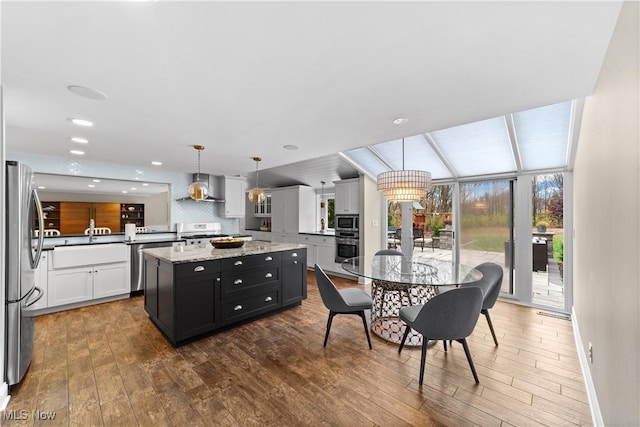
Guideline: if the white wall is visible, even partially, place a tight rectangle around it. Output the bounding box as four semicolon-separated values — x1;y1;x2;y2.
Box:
573;2;639;425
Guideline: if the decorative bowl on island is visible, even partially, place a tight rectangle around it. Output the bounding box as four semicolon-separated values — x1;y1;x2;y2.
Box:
211;238;245;249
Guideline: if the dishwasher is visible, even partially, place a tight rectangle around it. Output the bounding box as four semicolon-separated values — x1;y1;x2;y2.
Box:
130;240;185;294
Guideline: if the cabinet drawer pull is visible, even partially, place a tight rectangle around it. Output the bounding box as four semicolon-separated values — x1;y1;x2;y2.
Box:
233;305;243;311
293;260;298;264
265;256;273;262
216;277;221;282
234;260;243;266
264;296;273;302
194;266;205;272
265;272;273;279
291;252;298;257
234;279;243;285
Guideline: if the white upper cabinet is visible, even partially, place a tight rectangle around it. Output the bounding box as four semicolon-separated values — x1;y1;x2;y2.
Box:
222;176;245;218
270;186;316;233
334;178;359;214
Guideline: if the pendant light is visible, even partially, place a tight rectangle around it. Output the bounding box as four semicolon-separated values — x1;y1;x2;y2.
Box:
188;145;209;201
377;138;431;202
248;157;266;204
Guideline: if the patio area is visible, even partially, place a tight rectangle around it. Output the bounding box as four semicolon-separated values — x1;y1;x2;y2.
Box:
398;244;565;310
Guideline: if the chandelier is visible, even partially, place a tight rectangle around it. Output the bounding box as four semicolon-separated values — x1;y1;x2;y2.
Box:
377;138;431;202
188;145;208;201
247;157;266;204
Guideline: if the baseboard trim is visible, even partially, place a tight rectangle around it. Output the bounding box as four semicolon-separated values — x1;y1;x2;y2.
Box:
571;307;604;426
0;382;11;412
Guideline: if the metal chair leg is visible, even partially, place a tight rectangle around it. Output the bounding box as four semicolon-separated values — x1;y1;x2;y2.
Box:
323;311;335;347
398;325;411;353
483;309;499;346
460;338;479;383
419;339;428;385
359;311;372;349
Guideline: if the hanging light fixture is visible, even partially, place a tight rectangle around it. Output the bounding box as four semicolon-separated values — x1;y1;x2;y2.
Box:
188;145;208;201
377;137;431;202
248;157;266;204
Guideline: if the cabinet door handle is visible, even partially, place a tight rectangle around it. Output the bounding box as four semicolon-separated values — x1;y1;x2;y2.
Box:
234;260;243;266
291;252;298;257
264;296;273;302
265;272;273;279
234;279;243;285
194;266;205;272
265;256;273;262
233;305;243;311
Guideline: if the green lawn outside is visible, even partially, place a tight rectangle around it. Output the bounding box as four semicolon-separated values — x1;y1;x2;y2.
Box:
460;226;509;252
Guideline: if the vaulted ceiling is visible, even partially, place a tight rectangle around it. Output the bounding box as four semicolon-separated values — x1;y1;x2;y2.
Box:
2;1;623;191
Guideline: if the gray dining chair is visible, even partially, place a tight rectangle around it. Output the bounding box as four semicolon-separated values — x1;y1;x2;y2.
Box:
314;264;373;349
461;262;503;346
398;286;483;385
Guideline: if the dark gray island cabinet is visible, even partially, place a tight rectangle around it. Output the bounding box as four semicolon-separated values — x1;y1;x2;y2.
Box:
143;242;307;346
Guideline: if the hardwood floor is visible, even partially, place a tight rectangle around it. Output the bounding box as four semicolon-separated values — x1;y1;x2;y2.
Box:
2;271;591;426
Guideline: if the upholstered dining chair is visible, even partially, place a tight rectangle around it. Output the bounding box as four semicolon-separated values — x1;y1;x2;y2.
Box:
315;264;373;349
84;227;111;235
398;286;483;385
461;262;503;346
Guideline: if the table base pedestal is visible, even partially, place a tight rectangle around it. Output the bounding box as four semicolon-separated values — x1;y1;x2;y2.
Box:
371;280;438;347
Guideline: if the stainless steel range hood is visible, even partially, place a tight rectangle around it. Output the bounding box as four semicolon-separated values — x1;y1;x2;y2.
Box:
175;174;225;202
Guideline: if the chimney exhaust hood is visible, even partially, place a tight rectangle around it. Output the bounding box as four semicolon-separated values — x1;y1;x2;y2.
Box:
175;174;225;202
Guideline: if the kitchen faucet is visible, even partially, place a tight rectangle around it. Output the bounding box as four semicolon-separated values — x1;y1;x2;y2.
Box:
88;218;95;243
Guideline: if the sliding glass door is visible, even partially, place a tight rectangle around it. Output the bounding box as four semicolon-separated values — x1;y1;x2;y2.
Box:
458;179;514;294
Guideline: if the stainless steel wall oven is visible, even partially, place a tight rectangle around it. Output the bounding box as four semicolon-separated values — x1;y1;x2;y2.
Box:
335;214;359;262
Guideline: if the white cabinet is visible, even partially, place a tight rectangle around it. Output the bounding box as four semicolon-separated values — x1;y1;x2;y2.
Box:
47;244;130;309
93;263;130;298
271;186;316;233
32;251;49;311
334;178;359;214
253;194;271;216
222;176;245;218
297;234;336;273
48;267;94;307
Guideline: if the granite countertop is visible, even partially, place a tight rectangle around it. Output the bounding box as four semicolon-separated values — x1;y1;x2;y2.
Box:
298;231;335;236
143;241;306;264
246;229;335;237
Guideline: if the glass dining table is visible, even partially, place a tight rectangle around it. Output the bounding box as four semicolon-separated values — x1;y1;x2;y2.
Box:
341;255;482;346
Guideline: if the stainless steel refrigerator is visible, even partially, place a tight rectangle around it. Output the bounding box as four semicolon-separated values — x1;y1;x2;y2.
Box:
5;160;44;386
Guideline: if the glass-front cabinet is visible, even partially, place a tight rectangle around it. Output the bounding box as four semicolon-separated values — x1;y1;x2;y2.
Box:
254;194;272;216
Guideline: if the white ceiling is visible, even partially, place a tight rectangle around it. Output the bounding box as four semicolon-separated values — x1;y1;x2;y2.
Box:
1;1;622;189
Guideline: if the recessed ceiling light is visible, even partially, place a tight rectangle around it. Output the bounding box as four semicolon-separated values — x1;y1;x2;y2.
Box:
142;183;149;186
88;184;95;188
92;179;101;182
67;85;107;100
69;118;94;127
122;190;128;194
70;137;89;144
283;145;298;150
70;150;85;155
130;187;137;191
37;186;46;190
151;161;162;166
393;117;409;125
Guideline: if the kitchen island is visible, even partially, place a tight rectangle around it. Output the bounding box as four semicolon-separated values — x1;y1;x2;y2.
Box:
143;241;307;346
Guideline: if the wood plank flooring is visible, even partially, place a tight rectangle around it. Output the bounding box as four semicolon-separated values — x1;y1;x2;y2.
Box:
2;271;591;426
